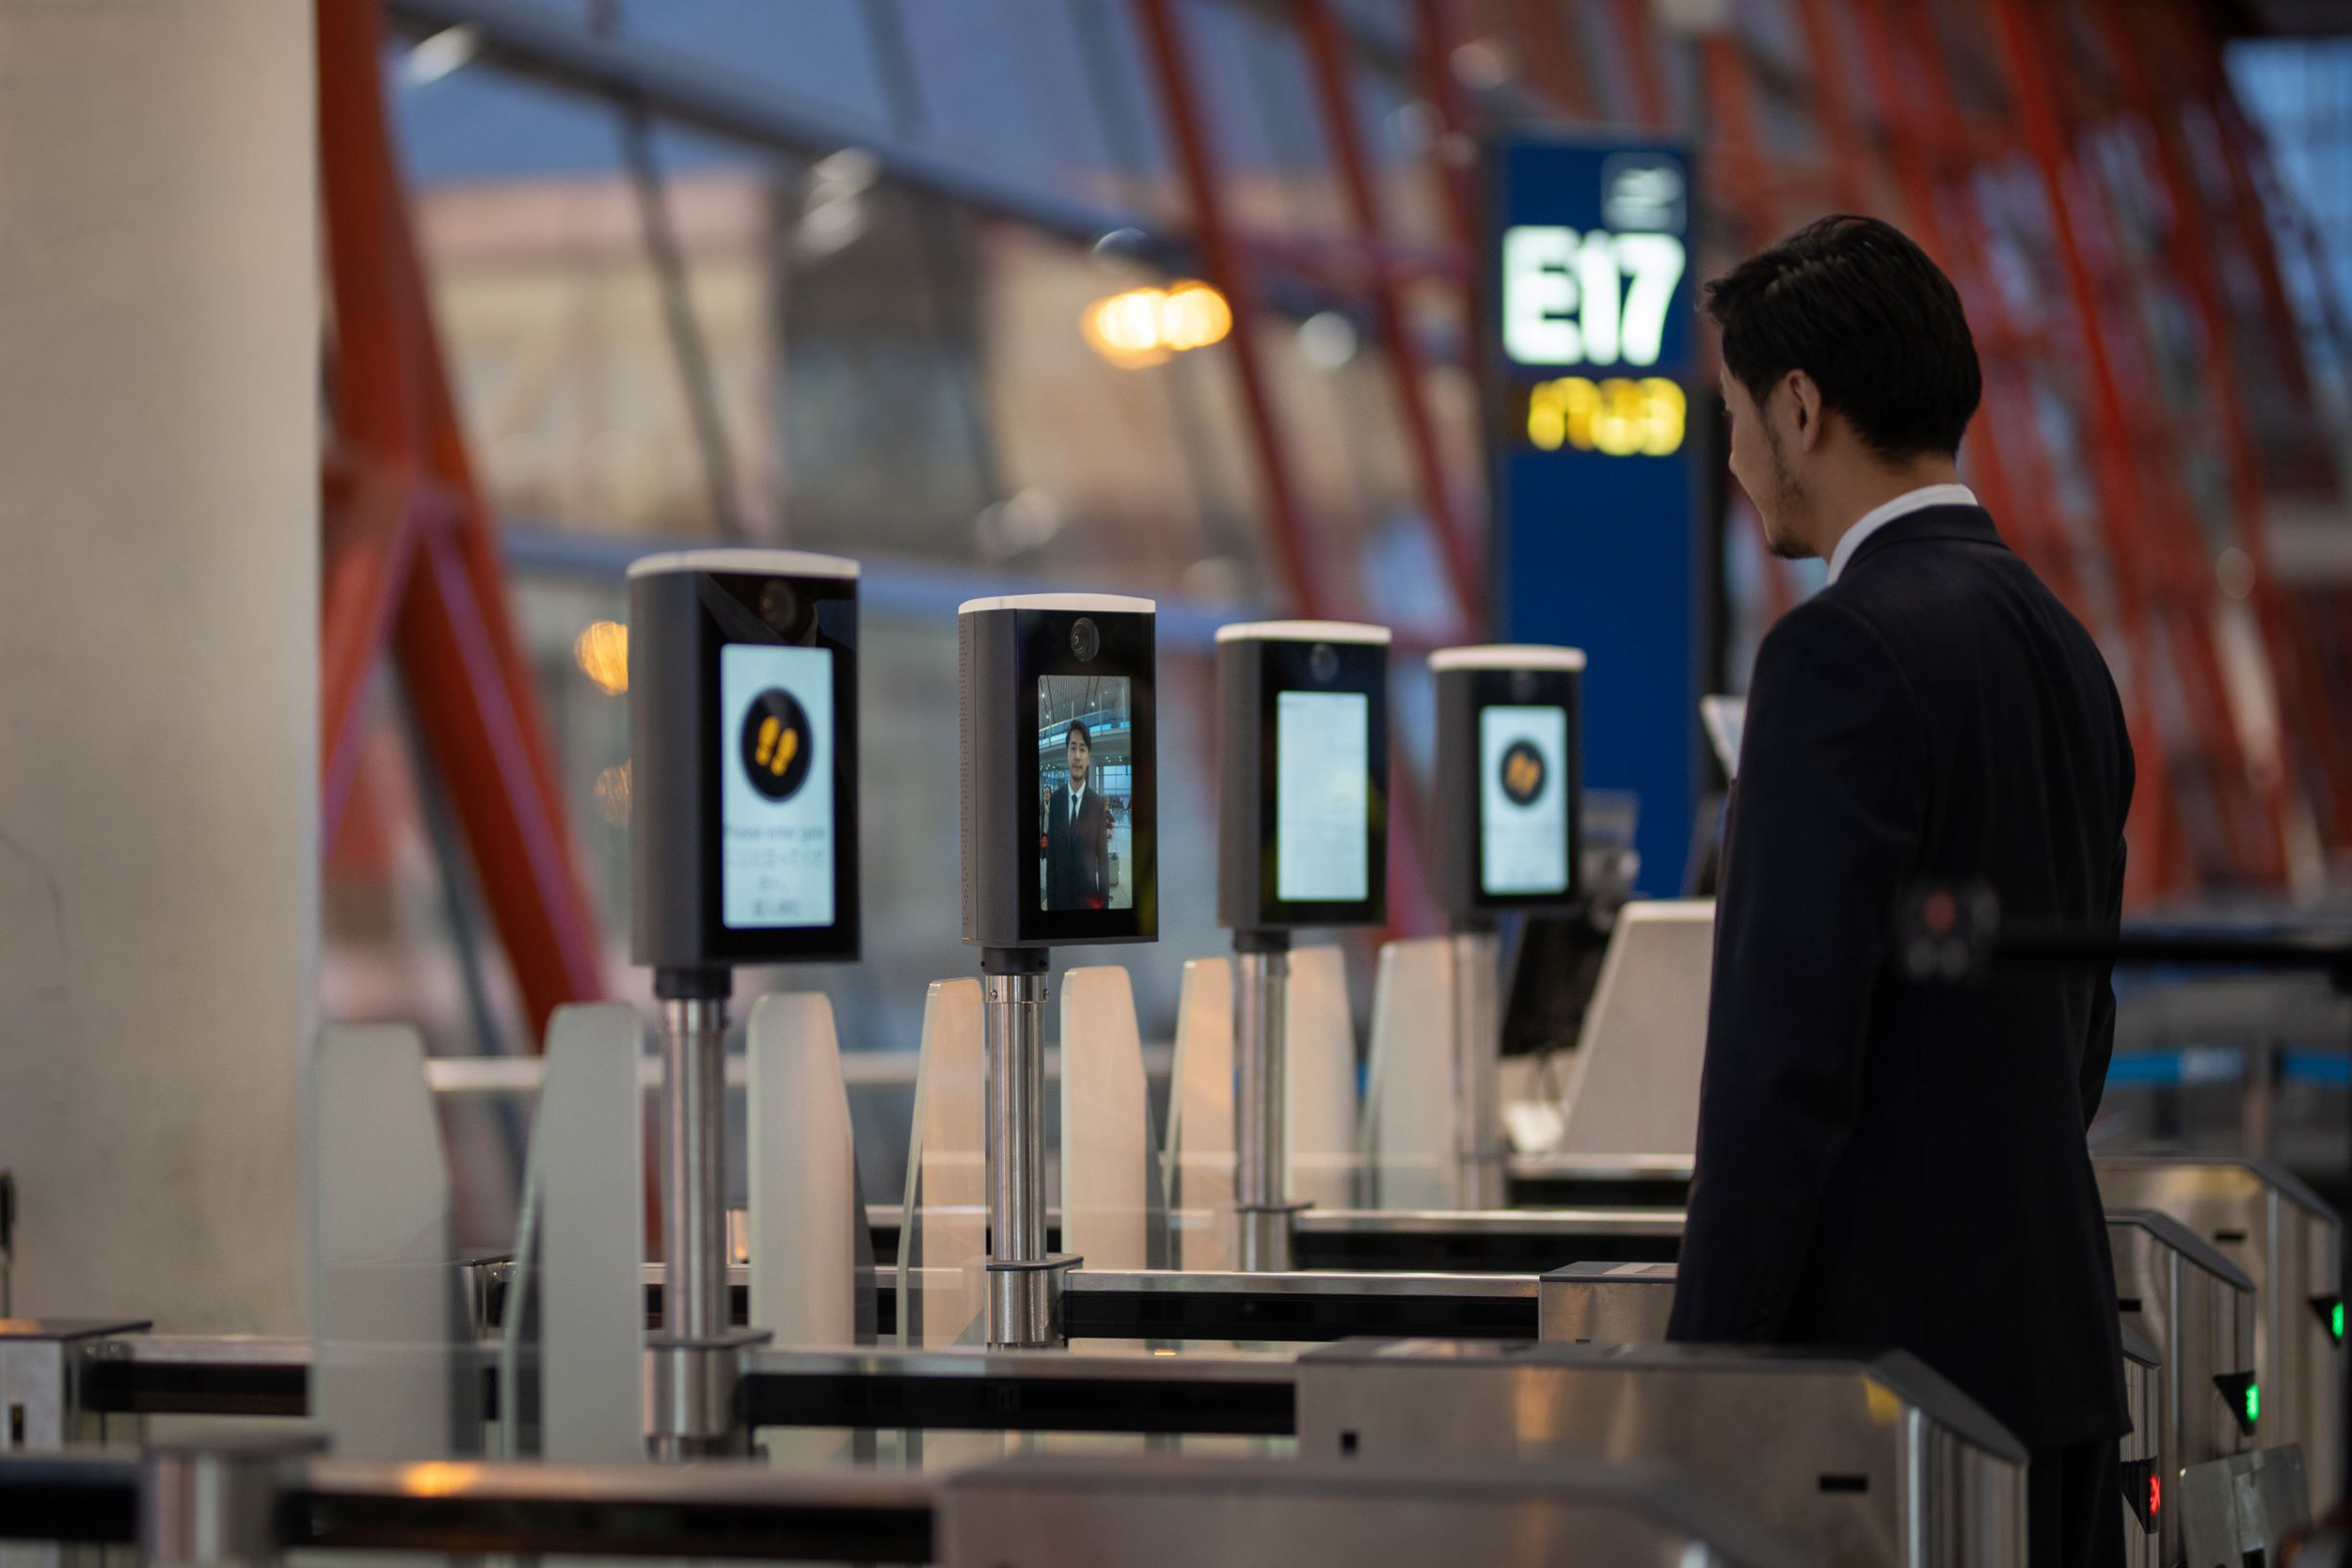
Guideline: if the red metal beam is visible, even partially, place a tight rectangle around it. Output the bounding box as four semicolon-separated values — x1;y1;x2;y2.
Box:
1946;0;2208;895
1132;0;1331;618
1296;0;1485;630
318;0;608;1042
1607;0;1672;130
1789;0;1868;214
1508;0;1592;120
1408;0;1480;261
1843;0;2050;596
320;459;421;847
2022;0;2282;885
2089;0;2350;859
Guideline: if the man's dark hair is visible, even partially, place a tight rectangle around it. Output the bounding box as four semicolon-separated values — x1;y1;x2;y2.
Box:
1706;214;1981;460
1065;719;1090;752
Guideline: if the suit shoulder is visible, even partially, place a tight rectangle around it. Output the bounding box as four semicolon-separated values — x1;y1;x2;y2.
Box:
1756;592;1900;673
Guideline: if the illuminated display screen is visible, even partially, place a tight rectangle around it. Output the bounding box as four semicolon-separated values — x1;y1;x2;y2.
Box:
1527;375;1686;455
1487;135;1702;892
1480;705;1571;897
1038;674;1136;913
1501;225;1687;370
720;642;834;929
1276;689;1371;904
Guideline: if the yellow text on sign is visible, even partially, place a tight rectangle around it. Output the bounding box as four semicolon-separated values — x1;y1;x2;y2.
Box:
1526;375;1686;457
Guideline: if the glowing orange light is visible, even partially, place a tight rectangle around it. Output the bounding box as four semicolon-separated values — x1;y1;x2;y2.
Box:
1082;280;1232;368
400;1462;482;1498
574;620;628;694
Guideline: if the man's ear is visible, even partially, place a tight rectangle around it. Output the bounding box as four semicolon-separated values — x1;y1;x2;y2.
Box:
1784;370;1824;452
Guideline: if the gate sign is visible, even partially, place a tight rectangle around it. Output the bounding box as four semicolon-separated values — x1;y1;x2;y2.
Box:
1486;135;1704;894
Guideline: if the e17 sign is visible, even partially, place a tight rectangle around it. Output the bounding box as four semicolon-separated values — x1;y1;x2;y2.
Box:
1486;136;1704;894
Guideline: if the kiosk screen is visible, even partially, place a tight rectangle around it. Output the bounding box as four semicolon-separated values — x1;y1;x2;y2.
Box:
1037;673;1135;913
721;642;835;928
1479;703;1569;897
1277;689;1372;903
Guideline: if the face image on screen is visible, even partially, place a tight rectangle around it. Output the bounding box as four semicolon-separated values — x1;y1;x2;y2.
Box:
1480;704;1569;896
720;642;835;929
1276;689;1370;904
1038;673;1135;912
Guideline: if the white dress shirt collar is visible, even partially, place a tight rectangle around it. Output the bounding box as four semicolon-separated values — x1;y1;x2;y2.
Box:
1069;778;1085;814
1824;483;1979;584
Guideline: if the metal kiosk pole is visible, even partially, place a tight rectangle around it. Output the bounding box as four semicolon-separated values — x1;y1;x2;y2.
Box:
1447;917;1507;1212
648;966;759;1460
1233;929;1305;1272
980;947;1071;1348
629;548;864;1457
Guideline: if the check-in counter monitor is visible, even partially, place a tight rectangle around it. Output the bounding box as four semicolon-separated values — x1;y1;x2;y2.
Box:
1430;645;1584;918
1216;622;1391;933
959;594;1157;949
628;549;860;968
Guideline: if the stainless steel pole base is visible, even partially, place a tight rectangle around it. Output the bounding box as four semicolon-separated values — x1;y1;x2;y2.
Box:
1449;928;1507;1211
647;1328;770;1461
981;958;1055;1349
139;1430;324;1568
1232;938;1298;1272
653;981;739;1459
984;1254;1082;1350
1234;1202;1311;1273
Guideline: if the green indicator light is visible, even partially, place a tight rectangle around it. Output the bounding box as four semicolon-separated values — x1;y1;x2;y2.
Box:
2246;1385;2260;1425
2335;1303;2344;1342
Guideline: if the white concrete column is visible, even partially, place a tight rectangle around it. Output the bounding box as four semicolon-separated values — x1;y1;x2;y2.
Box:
0;0;316;1333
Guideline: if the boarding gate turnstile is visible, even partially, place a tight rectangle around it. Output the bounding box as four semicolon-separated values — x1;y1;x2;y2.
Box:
1536;1261;2169;1568
1295;1339;2026;1568
1535;1219;2280;1567
4;1315;2027;1568
2096;1155;2343;1511
0;1440;1810;1568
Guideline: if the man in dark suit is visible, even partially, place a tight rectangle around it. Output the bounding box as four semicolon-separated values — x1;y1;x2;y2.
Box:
1045;719;1109;910
1665;216;2133;1568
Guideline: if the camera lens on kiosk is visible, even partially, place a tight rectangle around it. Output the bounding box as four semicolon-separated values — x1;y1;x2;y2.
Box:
759;580;803;637
1071;617;1101;662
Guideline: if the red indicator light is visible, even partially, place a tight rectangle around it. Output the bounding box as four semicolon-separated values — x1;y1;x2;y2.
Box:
2149;1476;2161;1515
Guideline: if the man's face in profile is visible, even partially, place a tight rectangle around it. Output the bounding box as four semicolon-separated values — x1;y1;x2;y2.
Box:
1066;728;1090;788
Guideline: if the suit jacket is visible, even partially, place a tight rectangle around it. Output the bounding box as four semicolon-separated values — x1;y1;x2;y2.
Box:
1665;504;2133;1449
1046;781;1110;910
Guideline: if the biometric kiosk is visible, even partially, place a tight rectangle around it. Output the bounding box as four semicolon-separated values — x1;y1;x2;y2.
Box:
1427;644;1585;1209
629;547;861;1455
960;593;1158;1344
1215;620;1391;1270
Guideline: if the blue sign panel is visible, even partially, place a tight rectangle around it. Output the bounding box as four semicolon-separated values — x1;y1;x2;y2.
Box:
1486;135;1705;894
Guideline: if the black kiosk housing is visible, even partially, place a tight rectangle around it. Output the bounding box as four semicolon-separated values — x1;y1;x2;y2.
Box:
1216;620;1392;934
1430;644;1585;920
629;548;861;974
959;593;1158;951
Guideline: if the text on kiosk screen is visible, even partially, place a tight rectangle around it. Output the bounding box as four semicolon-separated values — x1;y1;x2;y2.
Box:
1277;689;1370;904
1480;704;1568;896
720;642;835;929
1038;673;1135;912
